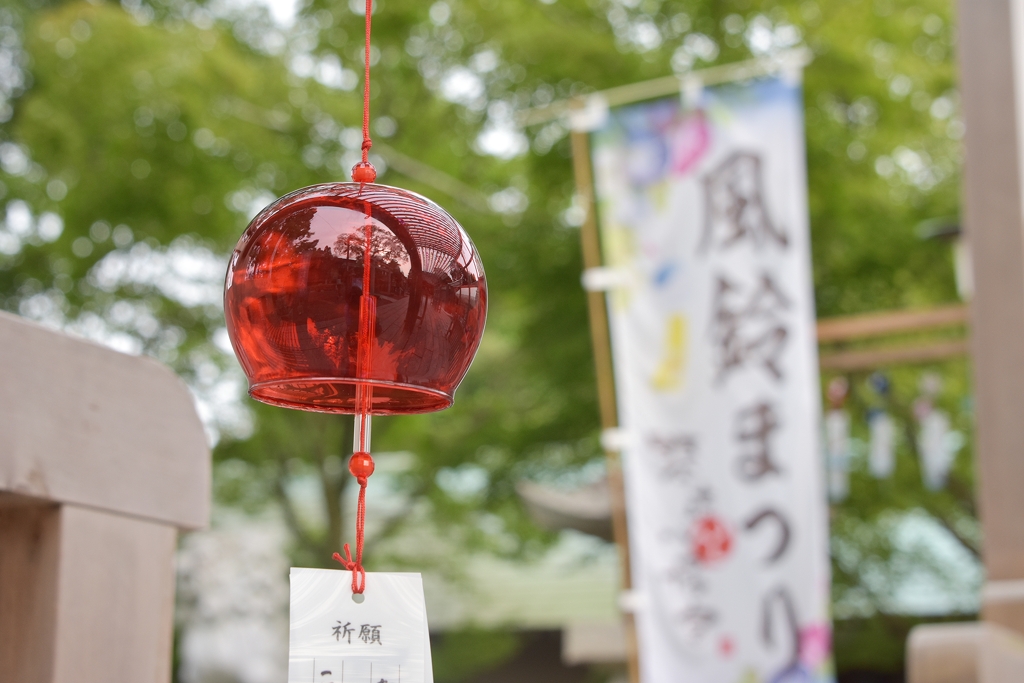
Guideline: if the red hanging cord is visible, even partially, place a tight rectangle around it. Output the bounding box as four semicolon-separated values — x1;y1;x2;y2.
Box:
334;205;376;594
351;0;376;183
361;0;372;163
333;0;377;593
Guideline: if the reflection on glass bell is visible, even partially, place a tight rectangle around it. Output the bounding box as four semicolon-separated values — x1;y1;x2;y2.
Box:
224;182;488;415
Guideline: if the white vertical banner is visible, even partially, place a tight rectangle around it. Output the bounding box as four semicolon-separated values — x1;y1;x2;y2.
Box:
590;74;834;683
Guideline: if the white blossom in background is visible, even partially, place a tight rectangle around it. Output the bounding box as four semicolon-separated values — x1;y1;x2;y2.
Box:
0;8;27;123
90;237;253;444
488;186;529;215
90;237;226;307
476;100;529;159
177;514;291;683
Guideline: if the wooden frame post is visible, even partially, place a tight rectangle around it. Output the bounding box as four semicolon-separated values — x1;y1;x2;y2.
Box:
957;0;1024;634
904;1;1024;681
0;311;210;682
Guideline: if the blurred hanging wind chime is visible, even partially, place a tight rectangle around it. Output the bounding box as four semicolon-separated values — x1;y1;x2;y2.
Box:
866;372;896;480
914;372;963;491
223;0;488;597
824;377;851;502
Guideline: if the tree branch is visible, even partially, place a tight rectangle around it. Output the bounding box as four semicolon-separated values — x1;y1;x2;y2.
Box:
363;483;429;556
927;506;981;559
274;465;319;558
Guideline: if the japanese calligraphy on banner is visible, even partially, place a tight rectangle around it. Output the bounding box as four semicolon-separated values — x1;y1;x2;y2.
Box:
590;74;834;683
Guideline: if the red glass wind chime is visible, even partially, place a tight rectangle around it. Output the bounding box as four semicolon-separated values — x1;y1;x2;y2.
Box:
224;0;487;595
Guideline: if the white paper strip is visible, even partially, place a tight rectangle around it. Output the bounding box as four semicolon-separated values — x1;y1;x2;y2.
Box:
289;569;433;683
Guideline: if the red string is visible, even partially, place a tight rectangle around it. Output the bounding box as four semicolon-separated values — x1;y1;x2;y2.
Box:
351;0;375;182
332;472;369;594
361;0;373;164
333;0;376;596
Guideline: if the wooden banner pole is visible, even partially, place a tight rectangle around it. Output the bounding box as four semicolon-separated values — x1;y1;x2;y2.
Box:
570;128;641;683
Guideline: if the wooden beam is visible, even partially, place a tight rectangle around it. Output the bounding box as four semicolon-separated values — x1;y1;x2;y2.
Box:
816;304;968;343
819;340;970;372
0;311;210;529
517;49;811;127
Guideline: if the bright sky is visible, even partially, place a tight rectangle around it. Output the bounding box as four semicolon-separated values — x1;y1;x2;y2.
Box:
218;0;300;26
259;0;300;26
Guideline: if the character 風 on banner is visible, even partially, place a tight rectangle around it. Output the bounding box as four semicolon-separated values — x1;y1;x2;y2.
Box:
701;152;789;253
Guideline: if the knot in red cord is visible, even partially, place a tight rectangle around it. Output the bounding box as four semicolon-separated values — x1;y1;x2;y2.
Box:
333;544;366;594
333;545;356;570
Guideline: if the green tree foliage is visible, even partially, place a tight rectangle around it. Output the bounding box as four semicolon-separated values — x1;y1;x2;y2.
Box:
430;627;522;683
825;362;978;618
0;0;971;674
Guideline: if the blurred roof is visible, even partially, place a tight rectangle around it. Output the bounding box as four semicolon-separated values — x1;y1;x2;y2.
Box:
423;531;619;632
516;479;614;542
916;218;961;241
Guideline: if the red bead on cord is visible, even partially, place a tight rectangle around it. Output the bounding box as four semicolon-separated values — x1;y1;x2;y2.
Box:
351;161;376;184
349;451;375;482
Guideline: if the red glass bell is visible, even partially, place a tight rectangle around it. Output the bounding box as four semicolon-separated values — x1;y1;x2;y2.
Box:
224;182;487;415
